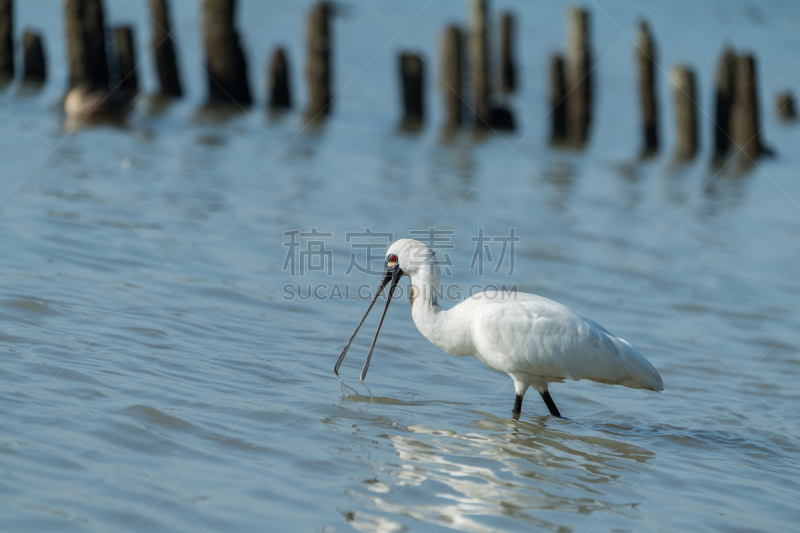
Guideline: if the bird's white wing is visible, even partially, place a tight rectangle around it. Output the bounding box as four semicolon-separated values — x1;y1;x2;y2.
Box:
468;291;663;391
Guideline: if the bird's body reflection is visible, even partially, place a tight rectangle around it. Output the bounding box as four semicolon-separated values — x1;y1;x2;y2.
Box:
342;401;655;532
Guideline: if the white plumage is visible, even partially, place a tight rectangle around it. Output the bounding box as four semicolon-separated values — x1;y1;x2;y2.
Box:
336;238;663;417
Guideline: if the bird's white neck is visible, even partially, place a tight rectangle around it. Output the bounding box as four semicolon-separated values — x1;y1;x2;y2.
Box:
407;263;440;308
407;266;475;358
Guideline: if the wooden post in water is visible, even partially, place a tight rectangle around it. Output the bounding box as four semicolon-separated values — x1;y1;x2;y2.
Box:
0;0;13;80
469;0;491;127
21;31;46;83
114;26;138;93
84;0;109;88
399;52;424;128
64;0;88;88
305;1;331;118
202;0;252;105
636;20;658;155
64;0;110;89
713;47;735;159
440;25;462;129
566;8;592;146
775;92;796;121
268;47;291;109
672;66;698;160
731;54;766;161
499;12;515;93
549;53;567;144
150;0;182;97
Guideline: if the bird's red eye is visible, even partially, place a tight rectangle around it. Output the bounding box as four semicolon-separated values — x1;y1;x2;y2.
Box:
388;254;398;263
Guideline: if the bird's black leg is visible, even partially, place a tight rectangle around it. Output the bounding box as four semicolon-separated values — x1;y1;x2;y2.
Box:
512;394;523;414
540;390;561;417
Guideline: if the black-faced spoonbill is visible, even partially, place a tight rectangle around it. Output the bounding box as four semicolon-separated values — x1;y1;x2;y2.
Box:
335;239;664;417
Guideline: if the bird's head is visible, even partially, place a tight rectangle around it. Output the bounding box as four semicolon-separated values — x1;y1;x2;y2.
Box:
383;238;438;281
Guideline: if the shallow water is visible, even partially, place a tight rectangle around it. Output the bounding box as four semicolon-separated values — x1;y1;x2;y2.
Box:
2;0;800;531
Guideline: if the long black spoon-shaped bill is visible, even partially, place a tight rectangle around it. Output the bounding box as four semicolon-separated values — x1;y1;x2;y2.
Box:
360;270;401;383
334;270;392;375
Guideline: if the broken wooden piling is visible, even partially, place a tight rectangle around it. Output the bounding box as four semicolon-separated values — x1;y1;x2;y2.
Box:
268;47;291;109
731;54;767;161
305;1;331;118
566;8;592;146
64;0;87;88
712;47;736;159
775;92;796;121
84;0;109;88
114;26;138;93
549;54;567;143
440;25;462;129
21;31;45;83
636;20;658;155
64;0;110;90
202;0;252;105
150;0;182;97
499;12;516;93
0;0;13;80
469;0;491;127
672;66;698;160
399;52;424;128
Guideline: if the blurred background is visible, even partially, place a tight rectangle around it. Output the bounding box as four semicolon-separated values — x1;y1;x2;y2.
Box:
1;0;800;531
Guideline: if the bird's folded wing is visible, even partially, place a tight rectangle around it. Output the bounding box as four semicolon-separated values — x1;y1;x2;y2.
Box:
471;294;663;391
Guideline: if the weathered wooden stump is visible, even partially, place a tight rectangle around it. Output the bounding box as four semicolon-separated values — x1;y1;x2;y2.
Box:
672;66;698;160
775;92;796;121
566;8;592;146
469;0;491;127
636;20;658;155
150;0;182;97
268;47;291;109
440;25;462;129
399;52;424;128
731;54;769;161
499;12;516;93
64;0;110;90
0;0;13;80
713;47;736;159
21;31;45;83
64;0;88;88
202;0;252;105
84;0;109;88
549;53;567;144
114;26;137;93
305;1;331;118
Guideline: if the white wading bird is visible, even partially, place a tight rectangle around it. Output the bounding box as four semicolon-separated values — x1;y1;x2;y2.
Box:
335;239;663;417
